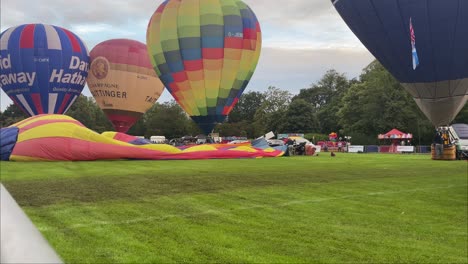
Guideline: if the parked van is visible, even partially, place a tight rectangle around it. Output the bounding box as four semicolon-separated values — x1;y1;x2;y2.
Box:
150;136;166;144
449;123;468;159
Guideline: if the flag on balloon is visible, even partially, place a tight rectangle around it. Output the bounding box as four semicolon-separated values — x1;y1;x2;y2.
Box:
410;17;419;70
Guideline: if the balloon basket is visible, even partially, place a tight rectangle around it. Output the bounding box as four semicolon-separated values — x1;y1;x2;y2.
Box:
431;144;456;160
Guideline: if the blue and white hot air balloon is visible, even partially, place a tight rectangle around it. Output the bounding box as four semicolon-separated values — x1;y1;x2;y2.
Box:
0;23;89;116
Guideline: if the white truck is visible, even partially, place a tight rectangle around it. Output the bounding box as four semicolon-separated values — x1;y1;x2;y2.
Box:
150;136;166;144
449;123;468;159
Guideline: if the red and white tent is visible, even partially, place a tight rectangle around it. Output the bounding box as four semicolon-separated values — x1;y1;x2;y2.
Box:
378;129;413;139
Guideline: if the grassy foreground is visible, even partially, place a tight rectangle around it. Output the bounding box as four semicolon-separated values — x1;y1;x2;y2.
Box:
1;154;467;263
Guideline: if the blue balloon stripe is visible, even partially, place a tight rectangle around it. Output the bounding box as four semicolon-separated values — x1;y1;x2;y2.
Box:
32;25;50;112
201;36;224;49
181;48;202;61
33;24;47;56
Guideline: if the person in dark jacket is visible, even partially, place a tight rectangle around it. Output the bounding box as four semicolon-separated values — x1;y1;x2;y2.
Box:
433;131;443;156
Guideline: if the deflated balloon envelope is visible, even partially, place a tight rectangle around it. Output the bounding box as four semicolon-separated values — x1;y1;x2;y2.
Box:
0;23;89;116
146;0;262;134
333;0;468;126
87;39;165;133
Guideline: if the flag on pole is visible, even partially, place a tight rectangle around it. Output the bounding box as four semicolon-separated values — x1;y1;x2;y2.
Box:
410;17;419;70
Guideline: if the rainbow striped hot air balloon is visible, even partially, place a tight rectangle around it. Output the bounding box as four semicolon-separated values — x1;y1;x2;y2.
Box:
146;0;262;134
0;24;89;116
87;39;165;133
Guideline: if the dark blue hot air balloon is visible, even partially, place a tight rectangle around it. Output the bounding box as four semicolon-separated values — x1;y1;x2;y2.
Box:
0;24;89;116
332;0;468;127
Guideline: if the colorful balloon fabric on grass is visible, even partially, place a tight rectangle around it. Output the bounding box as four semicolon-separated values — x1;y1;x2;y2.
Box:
0;24;89;116
0;115;284;161
87;39;165;133
146;0;262;134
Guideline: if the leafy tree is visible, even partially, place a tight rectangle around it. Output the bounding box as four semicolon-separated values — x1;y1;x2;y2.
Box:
216;121;250;137
453;103;467;124
187;120;204;136
294;69;352;134
411;117;435;146
65;95;112;132
223;90;267;138
144;101;192;138
92;106;113;133
252;86;292;135
294;70;349;109
261;86;292;113
66;95;97;128
282;99;318;133
127;118;147;136
228;91;265;123
338;61;434;144
337;82;371;135
0;103;28;127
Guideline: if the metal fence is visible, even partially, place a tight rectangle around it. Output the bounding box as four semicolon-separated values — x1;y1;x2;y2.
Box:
338;145;431;154
383;145;430;154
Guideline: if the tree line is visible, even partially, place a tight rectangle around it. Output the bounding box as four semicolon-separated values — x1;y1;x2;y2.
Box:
1;61;466;145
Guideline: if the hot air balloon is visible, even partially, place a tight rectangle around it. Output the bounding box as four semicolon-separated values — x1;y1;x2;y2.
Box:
87;39;165;133
332;0;468;127
146;0;262;134
0;24;89;116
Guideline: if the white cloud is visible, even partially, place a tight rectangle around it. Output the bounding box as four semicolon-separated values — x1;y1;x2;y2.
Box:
250;47;374;92
72;24;112;34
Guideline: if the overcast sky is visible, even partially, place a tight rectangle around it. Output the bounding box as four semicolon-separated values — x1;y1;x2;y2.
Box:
0;0;375;111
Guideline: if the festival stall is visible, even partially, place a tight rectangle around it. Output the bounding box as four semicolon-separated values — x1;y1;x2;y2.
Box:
378;129;413;153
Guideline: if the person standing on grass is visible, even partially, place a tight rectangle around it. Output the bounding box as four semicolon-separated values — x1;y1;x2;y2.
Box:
433;131;443;156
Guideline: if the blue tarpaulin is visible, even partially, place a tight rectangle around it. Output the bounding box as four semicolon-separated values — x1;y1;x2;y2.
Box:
0;127;19;161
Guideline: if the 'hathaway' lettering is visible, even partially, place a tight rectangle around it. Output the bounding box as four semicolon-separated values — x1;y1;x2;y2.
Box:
0;54;12;69
69;56;89;71
49;70;86;85
0;72;36;86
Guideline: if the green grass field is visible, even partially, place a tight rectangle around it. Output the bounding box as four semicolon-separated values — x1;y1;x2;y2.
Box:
1;154;467;263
